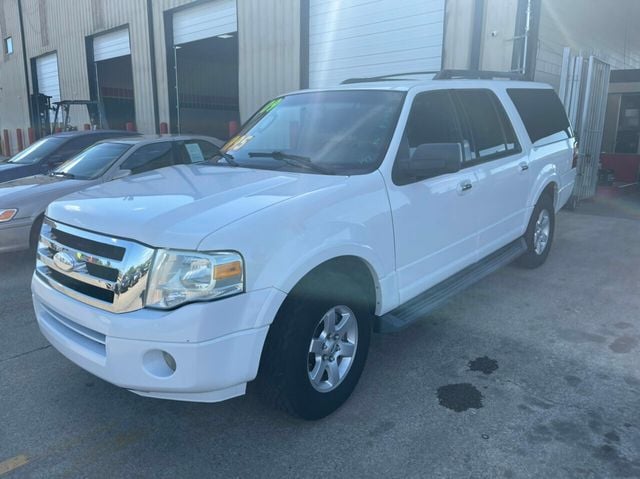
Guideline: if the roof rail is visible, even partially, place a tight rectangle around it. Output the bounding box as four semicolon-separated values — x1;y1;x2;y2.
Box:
340;71;440;85
433;69;525;80
339;69;525;85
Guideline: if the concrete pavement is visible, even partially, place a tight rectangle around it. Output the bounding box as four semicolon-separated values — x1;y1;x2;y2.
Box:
1;211;639;478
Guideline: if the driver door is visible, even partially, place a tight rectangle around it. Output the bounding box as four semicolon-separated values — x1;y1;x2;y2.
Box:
386;90;481;303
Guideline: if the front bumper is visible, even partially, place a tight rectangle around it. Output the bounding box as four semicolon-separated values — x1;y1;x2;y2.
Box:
32;272;286;402
0;217;32;253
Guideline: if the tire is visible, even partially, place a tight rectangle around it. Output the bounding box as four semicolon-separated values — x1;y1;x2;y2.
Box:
257;271;372;420
517;194;555;269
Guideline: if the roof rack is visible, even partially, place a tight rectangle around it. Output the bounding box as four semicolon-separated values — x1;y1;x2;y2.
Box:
433;69;525;80
340;71;440;84
340;69;524;85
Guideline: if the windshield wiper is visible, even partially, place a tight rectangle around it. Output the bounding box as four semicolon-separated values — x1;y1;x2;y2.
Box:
248;151;333;174
214;150;239;167
50;171;76;179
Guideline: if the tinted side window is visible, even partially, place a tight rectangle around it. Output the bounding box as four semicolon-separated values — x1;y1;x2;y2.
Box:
507;88;571;143
394;91;462;184
404;91;460;150
120;142;175;175
454;90;520;162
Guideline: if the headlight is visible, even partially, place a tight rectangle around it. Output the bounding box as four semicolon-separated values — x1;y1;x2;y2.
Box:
145;250;244;309
0;209;17;222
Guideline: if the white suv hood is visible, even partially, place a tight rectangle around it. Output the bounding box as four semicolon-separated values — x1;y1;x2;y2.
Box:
46;164;346;250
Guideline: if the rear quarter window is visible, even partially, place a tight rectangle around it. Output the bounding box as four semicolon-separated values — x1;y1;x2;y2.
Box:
507;88;572;144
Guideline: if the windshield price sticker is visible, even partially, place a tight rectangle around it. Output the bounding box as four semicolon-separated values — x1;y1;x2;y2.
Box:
185;143;205;163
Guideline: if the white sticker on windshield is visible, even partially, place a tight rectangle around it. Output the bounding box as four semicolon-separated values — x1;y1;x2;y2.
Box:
185;143;205;163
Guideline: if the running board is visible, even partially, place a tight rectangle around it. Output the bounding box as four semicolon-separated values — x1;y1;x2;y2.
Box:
375;238;527;333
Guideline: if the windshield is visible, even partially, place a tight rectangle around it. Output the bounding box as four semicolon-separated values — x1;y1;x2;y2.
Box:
221;90;405;175
7;137;66;165
54;142;132;180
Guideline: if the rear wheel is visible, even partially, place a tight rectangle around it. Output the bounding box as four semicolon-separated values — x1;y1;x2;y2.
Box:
518;195;555;269
257;272;372;420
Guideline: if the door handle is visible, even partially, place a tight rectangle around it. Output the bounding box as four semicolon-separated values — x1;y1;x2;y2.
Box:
459;181;473;192
519;162;529;171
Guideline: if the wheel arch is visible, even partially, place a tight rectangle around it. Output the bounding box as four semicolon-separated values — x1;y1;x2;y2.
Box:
531;178;559;211
283;254;382;315
290;255;381;312
29;213;45;249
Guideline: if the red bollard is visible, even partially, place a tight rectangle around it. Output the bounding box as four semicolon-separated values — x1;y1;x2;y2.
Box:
228;120;239;138
2;129;10;156
28;128;35;145
16;129;24;151
159;122;168;134
126;122;135;132
84;123;91;130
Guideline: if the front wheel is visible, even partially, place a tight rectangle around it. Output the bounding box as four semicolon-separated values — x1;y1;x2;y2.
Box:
517;195;555;269
257;273;372;420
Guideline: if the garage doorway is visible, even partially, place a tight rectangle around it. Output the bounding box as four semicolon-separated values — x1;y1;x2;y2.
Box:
31;52;61;136
167;0;239;139
90;28;136;130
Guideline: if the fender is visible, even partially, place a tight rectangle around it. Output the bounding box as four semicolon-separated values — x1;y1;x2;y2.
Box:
275;243;399;316
529;162;559;211
197;173;399;315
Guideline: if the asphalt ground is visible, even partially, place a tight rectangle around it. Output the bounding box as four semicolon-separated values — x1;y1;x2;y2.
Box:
1;210;639;478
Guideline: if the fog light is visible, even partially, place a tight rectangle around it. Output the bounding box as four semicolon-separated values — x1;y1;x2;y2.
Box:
162;351;177;372
142;349;177;378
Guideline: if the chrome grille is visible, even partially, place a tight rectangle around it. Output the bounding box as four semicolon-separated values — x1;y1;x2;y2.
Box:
36;218;155;313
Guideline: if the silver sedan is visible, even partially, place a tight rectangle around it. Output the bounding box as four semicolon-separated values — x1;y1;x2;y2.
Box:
0;135;222;253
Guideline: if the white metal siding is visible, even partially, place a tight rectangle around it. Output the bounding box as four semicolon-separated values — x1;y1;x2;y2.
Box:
309;0;445;88
535;0;640;89
173;0;237;46
36;53;60;102
93;28;131;62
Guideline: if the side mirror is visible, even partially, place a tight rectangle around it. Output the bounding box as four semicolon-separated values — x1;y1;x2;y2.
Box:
111;169;131;180
402;143;463;179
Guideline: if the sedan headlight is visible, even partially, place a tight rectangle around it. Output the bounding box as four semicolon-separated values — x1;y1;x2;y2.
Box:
145;250;244;309
0;209;18;222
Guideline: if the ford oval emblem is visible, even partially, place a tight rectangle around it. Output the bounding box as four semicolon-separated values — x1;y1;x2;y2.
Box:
53;251;75;272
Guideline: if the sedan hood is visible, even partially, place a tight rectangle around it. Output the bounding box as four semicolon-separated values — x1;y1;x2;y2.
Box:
0;162;22;170
0;163;34;183
0;174;94;219
47;165;346;250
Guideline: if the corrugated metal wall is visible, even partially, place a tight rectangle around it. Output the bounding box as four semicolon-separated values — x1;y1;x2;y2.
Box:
0;0;31;154
238;0;300;119
150;0;301;130
0;0;301;143
19;0;156;133
535;0;640;89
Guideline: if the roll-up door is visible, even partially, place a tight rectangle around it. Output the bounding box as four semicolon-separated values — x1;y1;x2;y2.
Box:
173;0;237;46
36;53;60;103
93;28;131;62
309;0;445;88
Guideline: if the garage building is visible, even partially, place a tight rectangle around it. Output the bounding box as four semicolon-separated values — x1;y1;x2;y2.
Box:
0;0;638;198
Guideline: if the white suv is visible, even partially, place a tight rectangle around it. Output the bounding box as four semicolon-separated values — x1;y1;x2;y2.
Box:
32;72;577;419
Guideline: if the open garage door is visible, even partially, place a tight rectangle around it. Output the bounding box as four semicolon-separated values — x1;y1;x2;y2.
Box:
35;53;61;130
309;0;445;88
93;28;135;130
170;0;239;139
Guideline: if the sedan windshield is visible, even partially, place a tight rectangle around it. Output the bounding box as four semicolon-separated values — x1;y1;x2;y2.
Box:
221;90;405;175
54;142;132;180
8;137;66;165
